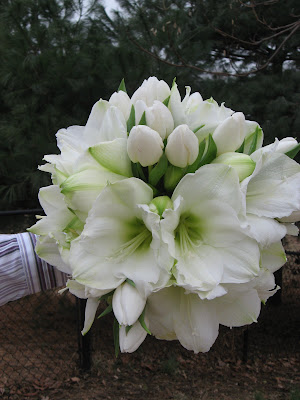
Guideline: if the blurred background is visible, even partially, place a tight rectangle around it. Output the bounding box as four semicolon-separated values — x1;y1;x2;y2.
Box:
0;0;299;210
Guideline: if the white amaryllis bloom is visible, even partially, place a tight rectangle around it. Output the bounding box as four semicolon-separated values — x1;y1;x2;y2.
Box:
135;100;174;139
165;124;199;168
40;101;133;220
69;178;172;297
112;282;146;326
161;164;260;300
213;112;246;155
147;285;261;353
212;152;256;181
28;185;82;273
242;151;300;225
238;149;300;250
119;318;149;353
131;77;171;106
127;125;164;166
40;125;86;185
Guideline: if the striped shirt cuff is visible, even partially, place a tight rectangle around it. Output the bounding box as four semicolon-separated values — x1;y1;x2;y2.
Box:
0;232;68;306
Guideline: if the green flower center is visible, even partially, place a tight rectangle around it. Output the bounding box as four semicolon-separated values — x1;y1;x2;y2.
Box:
174;213;203;254
109;219;152;262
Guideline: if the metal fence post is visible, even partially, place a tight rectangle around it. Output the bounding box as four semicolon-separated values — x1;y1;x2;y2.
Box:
76;298;91;371
242;327;248;363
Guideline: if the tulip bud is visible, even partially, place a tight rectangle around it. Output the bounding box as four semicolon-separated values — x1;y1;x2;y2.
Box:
135;100;174;140
165;124;199;168
275;137;299;154
109;91;132;121
213;112;246;155
127;125;164;167
112;282;146;326
244;121;263;154
119;319;148;353
149;196;173;217
131;77;171;107
212;152;256;181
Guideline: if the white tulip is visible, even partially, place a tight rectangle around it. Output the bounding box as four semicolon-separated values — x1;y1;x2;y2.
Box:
112;282;146;326
213;112;246;155
119;319;149;353
244;121;264;154
165;124;199;168
127;125;164;166
109;91;132;121
135;100;174;139
131;77;171;106
275;137;299;153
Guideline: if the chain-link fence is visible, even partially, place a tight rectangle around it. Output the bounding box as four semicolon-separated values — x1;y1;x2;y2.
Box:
0;289;78;391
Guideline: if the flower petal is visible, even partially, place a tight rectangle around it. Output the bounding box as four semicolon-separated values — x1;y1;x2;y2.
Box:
119;320;148;353
172;164;242;213
215;289;261;327
244;214;287;247
89;138;132;177
260;241;287;273
35;236;71;274
245;153;300;219
81;298;100;335
174;290;219;353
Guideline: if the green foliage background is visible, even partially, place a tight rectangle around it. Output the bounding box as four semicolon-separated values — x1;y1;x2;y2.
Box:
0;0;299;209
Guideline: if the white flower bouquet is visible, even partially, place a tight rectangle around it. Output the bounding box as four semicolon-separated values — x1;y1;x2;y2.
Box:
29;77;300;354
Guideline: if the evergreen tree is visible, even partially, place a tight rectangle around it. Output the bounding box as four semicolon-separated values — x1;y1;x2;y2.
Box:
0;0;118;209
109;0;300;143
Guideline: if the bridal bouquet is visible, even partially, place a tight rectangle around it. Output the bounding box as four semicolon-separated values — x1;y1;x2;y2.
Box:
29;77;300;354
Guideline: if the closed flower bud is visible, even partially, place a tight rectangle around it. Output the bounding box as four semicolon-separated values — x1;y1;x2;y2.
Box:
135;100;174;140
212;152;256;181
112;282;146;326
131;77;171;107
165;124;199;168
149;196;173;217
213;112;246;155
119;318;149;353
109;91;132;121
127;125;164;167
275;137;298;154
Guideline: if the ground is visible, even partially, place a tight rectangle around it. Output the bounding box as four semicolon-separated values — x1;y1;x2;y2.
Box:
0;215;299;400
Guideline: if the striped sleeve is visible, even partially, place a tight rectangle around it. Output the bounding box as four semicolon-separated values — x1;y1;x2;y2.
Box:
0;233;68;306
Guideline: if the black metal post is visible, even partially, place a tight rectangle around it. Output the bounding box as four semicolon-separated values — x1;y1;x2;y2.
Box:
242;327;248;363
269;269;282;306
76;298;91;371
